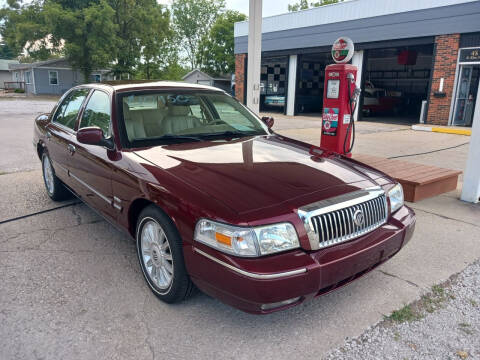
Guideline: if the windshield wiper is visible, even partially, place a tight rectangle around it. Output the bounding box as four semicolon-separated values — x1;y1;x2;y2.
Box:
199;130;264;139
155;134;203;142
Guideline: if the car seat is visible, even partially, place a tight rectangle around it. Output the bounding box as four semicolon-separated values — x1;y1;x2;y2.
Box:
123;103;147;141
162;105;202;134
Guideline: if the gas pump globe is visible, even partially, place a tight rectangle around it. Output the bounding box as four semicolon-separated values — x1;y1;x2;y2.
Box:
321;37;360;157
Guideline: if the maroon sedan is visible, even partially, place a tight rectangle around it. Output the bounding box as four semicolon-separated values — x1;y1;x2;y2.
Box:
33;82;415;314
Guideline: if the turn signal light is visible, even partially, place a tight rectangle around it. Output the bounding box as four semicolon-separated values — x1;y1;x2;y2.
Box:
215;232;232;246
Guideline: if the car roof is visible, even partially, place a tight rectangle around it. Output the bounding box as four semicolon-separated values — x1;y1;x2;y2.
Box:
83;81;225;93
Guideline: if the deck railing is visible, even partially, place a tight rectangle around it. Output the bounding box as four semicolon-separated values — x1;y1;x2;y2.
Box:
3;81;26;92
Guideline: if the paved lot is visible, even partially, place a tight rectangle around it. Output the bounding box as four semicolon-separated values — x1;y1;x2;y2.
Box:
0;98;57;173
0;99;479;359
269;113;470;174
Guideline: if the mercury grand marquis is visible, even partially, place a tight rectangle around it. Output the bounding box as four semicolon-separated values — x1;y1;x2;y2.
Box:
34;82;415;314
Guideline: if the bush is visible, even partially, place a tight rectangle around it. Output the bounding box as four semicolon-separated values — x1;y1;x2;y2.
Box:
14;88;25;93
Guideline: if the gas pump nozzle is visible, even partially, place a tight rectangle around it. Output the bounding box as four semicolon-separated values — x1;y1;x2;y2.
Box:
347;73;361;104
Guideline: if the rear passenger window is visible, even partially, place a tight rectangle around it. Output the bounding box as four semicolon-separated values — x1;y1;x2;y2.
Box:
53;89;89;130
80;90;111;136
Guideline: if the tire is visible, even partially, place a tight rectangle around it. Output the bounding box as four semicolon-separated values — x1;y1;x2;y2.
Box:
41;153;71;201
136;205;194;303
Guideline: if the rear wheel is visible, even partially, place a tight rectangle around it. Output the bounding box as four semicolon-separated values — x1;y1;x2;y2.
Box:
41;153;71;201
136;205;194;303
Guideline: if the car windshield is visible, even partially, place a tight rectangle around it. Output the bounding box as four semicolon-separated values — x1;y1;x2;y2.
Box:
120;91;268;145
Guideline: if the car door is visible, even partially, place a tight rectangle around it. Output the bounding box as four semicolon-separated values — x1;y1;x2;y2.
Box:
46;88;90;185
68;89;117;221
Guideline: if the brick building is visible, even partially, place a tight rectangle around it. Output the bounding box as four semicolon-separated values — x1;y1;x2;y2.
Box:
234;0;480;127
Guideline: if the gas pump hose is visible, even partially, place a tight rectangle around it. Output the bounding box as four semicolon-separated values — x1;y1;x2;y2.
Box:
343;81;357;155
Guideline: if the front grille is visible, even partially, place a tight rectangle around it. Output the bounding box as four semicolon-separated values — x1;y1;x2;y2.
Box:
298;187;388;250
311;194;387;248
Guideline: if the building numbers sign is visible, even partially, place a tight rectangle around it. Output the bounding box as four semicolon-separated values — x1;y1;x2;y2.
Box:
459;48;480;63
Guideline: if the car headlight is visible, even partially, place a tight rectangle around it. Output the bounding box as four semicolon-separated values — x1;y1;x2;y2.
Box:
388;183;404;214
194;219;300;257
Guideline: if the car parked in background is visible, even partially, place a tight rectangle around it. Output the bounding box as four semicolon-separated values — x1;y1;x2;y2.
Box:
362;82;403;117
34;82;415;314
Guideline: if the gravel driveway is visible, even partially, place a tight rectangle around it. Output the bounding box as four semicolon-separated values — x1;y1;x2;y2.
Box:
325;261;480;360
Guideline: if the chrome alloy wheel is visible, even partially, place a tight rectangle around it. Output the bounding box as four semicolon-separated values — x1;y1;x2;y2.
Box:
140;219;174;290
42;155;55;195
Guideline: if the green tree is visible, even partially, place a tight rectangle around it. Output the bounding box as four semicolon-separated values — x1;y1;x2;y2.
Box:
43;0;118;81
198;10;246;76
288;0;343;12
0;1;52;61
1;0;174;81
107;0;170;79
136;3;173;80
136;60;189;81
0;42;17;59
1;0;118;81
172;0;225;70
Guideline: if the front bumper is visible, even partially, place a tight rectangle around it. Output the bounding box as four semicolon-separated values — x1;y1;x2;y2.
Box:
186;205;416;314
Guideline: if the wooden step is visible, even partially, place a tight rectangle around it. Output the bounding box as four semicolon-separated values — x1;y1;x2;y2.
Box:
353;154;462;202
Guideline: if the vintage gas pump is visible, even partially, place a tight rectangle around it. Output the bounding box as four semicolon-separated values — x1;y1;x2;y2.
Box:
321;37;361;157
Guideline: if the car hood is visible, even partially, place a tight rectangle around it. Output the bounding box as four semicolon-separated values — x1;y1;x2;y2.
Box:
134;136;386;215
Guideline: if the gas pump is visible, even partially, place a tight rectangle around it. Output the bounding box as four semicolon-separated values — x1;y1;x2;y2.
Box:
321;37;361;157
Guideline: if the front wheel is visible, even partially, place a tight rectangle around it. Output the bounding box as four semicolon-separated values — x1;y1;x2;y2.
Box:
136;205;194;303
41;153;71;201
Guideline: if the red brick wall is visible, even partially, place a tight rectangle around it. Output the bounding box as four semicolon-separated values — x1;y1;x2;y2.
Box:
426;34;460;125
235;54;247;104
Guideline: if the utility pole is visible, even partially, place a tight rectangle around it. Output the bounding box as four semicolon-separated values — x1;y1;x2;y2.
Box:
247;0;262;115
461;79;480;203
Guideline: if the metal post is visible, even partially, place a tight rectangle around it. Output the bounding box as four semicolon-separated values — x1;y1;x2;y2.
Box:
247;0;262;115
286;55;297;116
351;50;364;121
461;79;480;203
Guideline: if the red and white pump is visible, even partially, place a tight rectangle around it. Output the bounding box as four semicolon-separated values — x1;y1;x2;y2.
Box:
321;37;361;157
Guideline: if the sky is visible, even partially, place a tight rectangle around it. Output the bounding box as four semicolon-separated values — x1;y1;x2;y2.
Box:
0;0;294;17
225;0;294;17
155;0;295;17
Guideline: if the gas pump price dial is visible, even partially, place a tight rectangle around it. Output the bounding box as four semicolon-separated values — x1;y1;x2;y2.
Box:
327;79;340;99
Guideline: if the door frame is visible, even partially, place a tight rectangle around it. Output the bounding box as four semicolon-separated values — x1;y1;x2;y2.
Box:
452;65;474;126
449;47;480;126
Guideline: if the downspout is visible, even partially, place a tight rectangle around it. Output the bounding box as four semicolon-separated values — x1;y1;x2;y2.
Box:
32;66;37;95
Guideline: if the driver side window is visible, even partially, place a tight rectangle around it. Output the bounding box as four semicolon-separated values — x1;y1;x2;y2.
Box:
53;89;90;130
80;90;112;136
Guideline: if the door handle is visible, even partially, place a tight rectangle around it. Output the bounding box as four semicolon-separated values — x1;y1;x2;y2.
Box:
68;144;76;154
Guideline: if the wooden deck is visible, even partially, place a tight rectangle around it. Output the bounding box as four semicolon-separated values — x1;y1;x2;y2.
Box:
353;154;462;202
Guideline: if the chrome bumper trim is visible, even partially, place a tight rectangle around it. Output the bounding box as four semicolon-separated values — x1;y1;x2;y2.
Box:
193;248;307;280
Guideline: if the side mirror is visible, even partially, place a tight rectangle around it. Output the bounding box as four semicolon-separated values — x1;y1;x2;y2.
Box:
35;113;50;122
261;116;274;129
77;127;114;149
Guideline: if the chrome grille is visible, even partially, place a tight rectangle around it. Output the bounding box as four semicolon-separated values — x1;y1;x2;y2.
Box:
297;187;388;250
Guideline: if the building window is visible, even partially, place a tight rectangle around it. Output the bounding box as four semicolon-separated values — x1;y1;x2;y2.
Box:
197;80;211;86
25;71;32;84
49;71;59;85
91;74;101;83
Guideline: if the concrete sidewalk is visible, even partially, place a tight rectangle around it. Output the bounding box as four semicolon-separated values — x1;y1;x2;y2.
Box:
265;112;470;175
